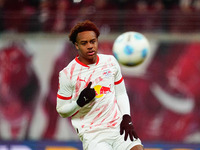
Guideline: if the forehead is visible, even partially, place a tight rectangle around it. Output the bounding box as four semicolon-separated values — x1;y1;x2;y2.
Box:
76;31;97;42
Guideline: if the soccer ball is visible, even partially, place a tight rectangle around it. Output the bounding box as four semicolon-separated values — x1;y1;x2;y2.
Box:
112;31;150;67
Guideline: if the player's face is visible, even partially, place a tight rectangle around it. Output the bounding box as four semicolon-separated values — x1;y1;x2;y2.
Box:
75;31;98;65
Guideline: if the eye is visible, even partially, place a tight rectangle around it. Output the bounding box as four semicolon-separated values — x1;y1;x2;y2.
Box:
90;40;96;44
81;42;87;46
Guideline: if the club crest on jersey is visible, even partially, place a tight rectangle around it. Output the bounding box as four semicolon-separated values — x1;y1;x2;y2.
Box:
103;69;112;77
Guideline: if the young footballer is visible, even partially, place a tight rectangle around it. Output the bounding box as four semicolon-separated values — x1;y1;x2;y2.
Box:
56;20;143;150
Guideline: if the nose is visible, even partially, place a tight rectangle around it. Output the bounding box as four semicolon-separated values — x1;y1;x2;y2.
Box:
87;43;93;49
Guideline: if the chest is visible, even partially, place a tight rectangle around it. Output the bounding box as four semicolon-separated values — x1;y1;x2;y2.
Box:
71;63;117;90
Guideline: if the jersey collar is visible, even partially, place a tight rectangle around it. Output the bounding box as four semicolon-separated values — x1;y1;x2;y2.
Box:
75;55;99;68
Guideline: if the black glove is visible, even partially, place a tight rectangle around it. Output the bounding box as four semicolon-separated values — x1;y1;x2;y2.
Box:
120;114;139;141
77;82;96;107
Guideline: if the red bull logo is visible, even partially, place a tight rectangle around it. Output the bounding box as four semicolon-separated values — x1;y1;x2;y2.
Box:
94;85;111;98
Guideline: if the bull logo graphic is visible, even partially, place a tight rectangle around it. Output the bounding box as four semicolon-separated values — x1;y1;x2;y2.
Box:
94;85;111;98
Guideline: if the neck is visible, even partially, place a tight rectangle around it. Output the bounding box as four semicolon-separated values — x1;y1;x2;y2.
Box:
78;55;97;65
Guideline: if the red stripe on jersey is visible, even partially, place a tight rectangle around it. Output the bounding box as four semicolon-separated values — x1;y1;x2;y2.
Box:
63;68;68;76
75;57;90;67
70;63;76;79
75;55;99;67
114;77;123;85
57;94;72;100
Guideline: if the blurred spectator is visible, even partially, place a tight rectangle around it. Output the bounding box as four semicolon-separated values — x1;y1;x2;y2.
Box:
92;0;116;33
125;0;164;32
67;0;96;30
53;0;69;32
158;0;179;32
2;0;24;32
39;0;73;32
2;0;40;32
20;0;40;32
39;0;51;32
0;0;199;33
169;0;199;32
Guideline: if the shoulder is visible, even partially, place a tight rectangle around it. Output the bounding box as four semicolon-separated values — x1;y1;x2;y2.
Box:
98;54;117;62
98;54;119;66
59;59;76;78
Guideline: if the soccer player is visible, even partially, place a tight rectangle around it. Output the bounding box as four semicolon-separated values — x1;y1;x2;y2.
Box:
56;20;143;150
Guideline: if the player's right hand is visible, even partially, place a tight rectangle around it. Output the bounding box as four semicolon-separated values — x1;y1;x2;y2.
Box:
77;82;96;107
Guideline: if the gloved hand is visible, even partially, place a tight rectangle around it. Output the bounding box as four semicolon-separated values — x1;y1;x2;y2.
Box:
120;114;139;141
77;82;96;107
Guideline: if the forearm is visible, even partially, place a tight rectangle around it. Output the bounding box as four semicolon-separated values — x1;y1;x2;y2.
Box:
56;82;95;118
116;81;139;141
115;80;130;115
56;98;81;118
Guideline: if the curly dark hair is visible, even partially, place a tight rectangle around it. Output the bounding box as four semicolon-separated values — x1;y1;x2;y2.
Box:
68;20;100;44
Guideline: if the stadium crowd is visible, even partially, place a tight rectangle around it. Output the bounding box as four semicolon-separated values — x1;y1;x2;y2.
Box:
0;0;200;33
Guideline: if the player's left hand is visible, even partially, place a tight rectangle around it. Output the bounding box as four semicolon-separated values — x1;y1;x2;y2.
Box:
120;114;138;141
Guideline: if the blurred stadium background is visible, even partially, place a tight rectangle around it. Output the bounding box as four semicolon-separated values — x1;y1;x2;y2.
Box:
0;0;200;149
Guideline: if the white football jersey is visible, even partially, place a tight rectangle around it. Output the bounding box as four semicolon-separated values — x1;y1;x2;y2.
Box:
57;54;124;136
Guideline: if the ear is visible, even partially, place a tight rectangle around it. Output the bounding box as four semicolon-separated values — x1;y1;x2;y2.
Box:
75;42;79;50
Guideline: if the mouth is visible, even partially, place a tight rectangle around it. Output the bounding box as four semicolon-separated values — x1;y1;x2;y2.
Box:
87;51;95;56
